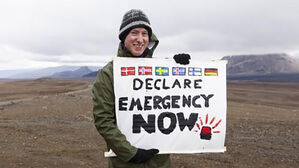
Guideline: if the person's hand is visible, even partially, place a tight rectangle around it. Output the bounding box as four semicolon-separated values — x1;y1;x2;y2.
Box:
173;53;191;65
129;148;159;163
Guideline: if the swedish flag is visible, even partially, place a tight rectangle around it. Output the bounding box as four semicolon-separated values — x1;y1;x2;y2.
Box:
155;67;169;76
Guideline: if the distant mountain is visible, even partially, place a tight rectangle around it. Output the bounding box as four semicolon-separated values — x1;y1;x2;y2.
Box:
0;69;35;78
83;71;99;78
8;66;81;79
0;66;100;79
221;53;299;76
227;73;299;82
222;53;299;82
51;66;92;78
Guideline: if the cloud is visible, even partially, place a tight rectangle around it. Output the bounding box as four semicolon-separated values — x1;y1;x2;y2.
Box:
0;0;299;69
155;0;299;55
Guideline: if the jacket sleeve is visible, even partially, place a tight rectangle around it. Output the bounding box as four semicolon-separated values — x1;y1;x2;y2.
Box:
92;63;137;162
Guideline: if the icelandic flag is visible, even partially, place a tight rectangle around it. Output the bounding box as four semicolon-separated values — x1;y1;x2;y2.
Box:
172;67;186;76
155;67;169;76
188;67;202;76
121;67;135;76
138;66;152;75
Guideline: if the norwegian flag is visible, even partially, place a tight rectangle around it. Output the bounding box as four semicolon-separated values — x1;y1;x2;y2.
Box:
138;66;152;75
121;67;135;76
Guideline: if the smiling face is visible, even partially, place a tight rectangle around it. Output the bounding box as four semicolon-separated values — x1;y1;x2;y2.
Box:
124;27;149;57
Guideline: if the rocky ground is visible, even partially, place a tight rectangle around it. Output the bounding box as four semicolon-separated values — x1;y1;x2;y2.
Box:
0;79;298;168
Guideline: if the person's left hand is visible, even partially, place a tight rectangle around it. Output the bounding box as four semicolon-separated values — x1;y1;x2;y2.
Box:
173;53;191;65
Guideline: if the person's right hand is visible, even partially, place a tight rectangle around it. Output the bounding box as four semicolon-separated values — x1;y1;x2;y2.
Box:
129;148;159;163
173;53;191;65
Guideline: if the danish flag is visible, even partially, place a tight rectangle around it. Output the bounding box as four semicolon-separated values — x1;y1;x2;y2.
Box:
121;67;135;76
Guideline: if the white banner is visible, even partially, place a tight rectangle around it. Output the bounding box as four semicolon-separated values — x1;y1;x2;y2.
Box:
113;57;227;154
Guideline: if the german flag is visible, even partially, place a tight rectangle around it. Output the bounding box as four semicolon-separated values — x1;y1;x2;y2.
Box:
204;68;218;76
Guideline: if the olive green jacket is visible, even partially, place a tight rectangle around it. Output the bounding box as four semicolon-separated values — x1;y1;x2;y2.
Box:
92;34;170;168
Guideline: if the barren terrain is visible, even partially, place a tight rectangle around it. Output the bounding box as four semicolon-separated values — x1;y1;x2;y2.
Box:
0;79;298;168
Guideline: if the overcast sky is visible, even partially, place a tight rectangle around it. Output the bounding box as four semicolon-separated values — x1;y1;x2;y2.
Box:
0;0;299;70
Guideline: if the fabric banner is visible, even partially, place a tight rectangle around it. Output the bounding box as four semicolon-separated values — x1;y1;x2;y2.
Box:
113;57;227;154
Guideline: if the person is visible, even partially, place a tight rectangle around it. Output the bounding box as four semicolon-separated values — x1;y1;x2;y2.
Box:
92;9;190;168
